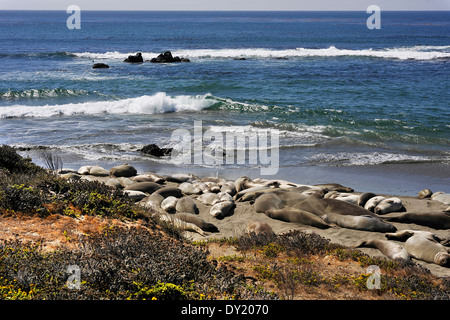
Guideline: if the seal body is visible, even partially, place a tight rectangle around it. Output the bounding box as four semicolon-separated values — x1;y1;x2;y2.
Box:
246;218;274;236
384;211;450;229
210;201;235;219
364;196;386;212
266;208;331;229
173;213;219;232
374;197;403;214
322;213;396;233
355;239;410;261
175;197;199;214
386;230;450;266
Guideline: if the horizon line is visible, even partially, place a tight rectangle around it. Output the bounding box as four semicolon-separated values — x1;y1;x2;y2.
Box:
1;9;449;12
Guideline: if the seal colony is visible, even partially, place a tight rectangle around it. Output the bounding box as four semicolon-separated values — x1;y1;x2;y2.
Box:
58;164;450;276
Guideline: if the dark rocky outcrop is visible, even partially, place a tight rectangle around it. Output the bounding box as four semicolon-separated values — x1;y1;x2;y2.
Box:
124;52;143;63
139;144;173;157
149;51;190;63
92;63;110;69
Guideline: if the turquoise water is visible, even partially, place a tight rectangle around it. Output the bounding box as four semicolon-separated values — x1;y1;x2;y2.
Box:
0;11;449;195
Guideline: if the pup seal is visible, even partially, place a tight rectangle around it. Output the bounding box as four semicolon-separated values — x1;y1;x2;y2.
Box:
385;230;450;267
246;218;274;236
322;213;396;233
354;239;410;261
383;211;450;230
266;207;331;229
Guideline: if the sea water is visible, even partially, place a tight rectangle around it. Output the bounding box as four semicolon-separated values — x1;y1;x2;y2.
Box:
0;11;449;195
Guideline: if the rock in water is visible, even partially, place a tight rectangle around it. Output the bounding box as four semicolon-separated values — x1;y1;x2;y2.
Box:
149;51;190;63
110;164;137;178
92;63;109;69
124;52;143;63
139;144;172;157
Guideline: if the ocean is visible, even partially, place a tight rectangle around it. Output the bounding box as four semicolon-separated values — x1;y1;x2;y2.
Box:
0;10;449;196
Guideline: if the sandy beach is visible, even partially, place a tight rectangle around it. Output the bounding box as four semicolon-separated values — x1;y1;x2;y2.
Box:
56;163;450;278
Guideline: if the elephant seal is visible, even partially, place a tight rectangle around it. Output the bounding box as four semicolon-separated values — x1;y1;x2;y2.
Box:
78;165;92;175
109;164;137;178
383;211;450;230
123;190;147;201
334;193;360;205
385;230;450;267
354;239;410;261
161;196;178;213
165;173;196;183
322;213;396;233
124;182;161;194
173;213;219;232
418;189;433;199
210;201;236;219
157;214;206;236
313;183;354;193
178;182;202;195
246;218;274;236
357;192;377;207
153;186;183;198
220;181;236;196
291;197;380;218
197;193;220;206
431;192;450;205
143;193;164;212
364;196;386;212
89;165;110;177
175;197;199;214
374;197;403;214
132;173;165;184
254;193;284;213
266;208;331;229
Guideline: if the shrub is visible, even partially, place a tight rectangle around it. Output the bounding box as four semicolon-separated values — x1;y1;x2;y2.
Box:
0;145;45;175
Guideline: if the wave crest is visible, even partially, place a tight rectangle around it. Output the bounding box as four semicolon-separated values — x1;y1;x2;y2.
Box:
0;92;216;118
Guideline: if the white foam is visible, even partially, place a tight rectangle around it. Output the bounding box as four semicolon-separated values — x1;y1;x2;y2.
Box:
73;45;450;61
0;92;216;118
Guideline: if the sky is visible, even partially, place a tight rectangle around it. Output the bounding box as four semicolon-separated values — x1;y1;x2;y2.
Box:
1;0;449;11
